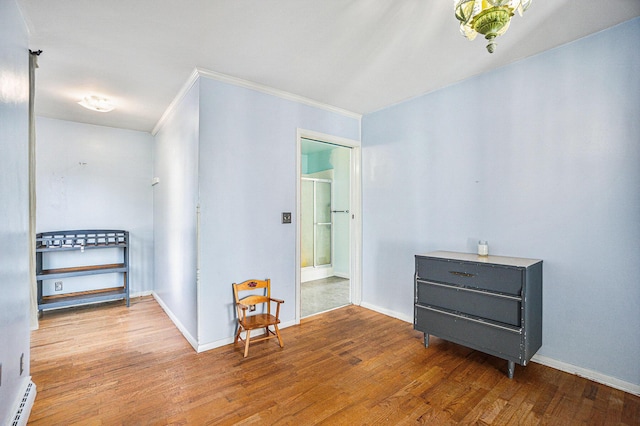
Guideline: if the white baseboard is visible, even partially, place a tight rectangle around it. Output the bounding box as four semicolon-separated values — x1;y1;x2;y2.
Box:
360;301;413;324
197;336;234;353
9;378;36;426
196;319;296;353
301;266;334;283
531;354;640;396
151;292;198;352
130;290;153;298
151;292;298;354
360;302;640;396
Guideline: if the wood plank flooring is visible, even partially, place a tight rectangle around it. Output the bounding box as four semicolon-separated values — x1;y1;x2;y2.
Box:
29;296;639;425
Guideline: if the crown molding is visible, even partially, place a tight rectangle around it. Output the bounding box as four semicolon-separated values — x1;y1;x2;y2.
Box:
195;67;362;119
151;68;200;135
152;67;361;136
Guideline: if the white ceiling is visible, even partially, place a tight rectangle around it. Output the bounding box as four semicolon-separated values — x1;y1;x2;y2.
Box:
18;0;640;133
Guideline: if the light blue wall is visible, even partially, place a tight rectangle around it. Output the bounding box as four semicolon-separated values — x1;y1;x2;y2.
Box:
197;76;360;345
0;0;31;421
362;18;640;387
153;79;200;341
36;117;155;296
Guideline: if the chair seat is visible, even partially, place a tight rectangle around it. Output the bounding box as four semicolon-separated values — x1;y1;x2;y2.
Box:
239;313;280;330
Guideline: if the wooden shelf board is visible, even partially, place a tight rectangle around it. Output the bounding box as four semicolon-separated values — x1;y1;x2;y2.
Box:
39;287;127;310
37;263;127;279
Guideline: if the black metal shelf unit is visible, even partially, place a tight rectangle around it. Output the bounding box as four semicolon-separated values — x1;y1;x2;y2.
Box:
36;229;130;313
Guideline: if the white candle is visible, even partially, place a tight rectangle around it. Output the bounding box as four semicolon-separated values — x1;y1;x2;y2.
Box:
478;240;489;256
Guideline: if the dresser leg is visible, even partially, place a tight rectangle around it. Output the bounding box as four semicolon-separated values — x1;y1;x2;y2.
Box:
424;333;429;348
507;361;515;379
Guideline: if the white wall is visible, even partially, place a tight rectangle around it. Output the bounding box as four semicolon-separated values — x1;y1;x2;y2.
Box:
0;0;31;422
196;76;360;347
152;79;200;343
361;18;640;390
36;117;155;296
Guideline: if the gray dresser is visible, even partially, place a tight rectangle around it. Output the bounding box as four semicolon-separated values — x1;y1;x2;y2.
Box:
414;251;542;378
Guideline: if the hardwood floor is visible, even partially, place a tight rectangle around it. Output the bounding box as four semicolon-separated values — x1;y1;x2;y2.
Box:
30;296;639;425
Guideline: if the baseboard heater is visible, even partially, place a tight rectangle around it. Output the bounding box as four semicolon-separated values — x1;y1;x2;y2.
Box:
11;379;36;426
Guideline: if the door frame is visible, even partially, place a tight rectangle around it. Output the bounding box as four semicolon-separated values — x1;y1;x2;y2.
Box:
295;129;362;324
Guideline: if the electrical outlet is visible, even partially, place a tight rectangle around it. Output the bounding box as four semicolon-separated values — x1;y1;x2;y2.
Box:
55;281;63;291
282;212;292;224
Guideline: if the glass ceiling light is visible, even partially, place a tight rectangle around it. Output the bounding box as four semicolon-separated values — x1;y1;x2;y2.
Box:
78;95;115;112
455;0;532;53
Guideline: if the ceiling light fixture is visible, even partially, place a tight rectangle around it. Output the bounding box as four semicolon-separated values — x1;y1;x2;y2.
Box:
455;0;532;53
78;95;115;112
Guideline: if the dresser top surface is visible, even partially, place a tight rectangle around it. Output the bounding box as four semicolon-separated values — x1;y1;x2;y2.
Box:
418;251;542;268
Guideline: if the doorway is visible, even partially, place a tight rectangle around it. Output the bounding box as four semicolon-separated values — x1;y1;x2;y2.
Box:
297;131;361;320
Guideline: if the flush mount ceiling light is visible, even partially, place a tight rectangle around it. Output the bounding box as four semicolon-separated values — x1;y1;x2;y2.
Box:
78;95;115;112
455;0;532;53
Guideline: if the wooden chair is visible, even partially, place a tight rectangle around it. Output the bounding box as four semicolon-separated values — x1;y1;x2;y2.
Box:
232;278;284;357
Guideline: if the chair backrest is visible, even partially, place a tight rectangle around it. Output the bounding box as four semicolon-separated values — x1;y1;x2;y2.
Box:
232;279;272;317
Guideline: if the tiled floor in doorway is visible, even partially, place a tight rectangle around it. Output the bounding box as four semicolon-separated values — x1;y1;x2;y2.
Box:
301;276;350;317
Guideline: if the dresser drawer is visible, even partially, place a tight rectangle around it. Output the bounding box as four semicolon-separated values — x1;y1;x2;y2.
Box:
416;257;523;295
416;279;521;326
415;305;523;362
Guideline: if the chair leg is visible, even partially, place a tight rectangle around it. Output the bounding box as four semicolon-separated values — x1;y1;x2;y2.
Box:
274;325;284;348
234;326;242;344
243;329;251;358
